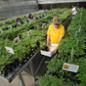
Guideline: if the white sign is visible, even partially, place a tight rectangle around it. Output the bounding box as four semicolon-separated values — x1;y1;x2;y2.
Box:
62;63;79;73
40;50;52;57
5;47;14;54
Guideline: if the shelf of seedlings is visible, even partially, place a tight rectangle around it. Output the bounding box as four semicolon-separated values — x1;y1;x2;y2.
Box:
0;8;70;82
38;8;86;86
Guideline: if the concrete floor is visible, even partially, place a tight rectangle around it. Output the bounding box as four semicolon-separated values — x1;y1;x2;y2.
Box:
0;71;35;86
0;54;48;86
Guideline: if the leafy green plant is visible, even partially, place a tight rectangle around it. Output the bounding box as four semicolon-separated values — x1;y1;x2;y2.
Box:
38;74;63;86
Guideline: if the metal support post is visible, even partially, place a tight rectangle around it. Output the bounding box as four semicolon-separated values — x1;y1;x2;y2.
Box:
19;74;26;86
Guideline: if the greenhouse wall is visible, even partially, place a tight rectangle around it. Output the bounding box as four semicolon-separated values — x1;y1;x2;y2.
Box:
38;0;86;4
38;2;86;9
0;0;38;20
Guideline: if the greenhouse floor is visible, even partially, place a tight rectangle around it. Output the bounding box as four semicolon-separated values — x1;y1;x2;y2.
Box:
0;71;36;86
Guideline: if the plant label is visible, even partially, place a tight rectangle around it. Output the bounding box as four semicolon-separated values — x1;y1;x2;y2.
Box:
40;50;52;57
5;47;14;54
62;63;79;73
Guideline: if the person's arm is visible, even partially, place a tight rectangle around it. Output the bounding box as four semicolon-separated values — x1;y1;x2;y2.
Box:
47;26;51;47
47;35;50;47
58;25;65;43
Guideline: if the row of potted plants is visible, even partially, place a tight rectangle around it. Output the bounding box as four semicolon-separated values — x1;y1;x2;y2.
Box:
0;8;70;77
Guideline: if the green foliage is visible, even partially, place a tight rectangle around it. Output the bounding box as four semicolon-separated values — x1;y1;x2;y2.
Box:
74;58;86;85
47;58;63;73
38;8;86;86
0;8;70;71
38;75;63;86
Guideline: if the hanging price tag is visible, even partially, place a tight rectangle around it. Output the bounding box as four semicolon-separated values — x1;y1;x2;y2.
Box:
5;47;14;54
62;63;79;73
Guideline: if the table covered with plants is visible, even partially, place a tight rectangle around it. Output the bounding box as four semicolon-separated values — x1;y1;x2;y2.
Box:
0;8;70;82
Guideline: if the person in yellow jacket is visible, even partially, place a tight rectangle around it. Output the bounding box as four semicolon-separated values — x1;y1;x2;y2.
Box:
47;16;65;53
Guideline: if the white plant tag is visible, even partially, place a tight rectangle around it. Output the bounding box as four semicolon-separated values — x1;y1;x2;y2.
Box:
63;63;79;73
40;50;52;57
5;47;14;54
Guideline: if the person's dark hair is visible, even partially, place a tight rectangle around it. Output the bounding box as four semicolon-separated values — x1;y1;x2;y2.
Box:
28;14;33;19
16;17;22;22
16;17;23;25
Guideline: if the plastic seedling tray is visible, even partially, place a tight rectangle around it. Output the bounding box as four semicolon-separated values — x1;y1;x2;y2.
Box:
62;63;79;73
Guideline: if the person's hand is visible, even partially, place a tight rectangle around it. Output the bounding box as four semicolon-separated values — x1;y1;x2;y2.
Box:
47;42;50;48
46;43;50;51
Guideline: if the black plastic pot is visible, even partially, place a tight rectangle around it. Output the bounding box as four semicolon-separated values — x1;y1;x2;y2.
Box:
41;45;49;51
3;27;10;31
12;24;17;28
